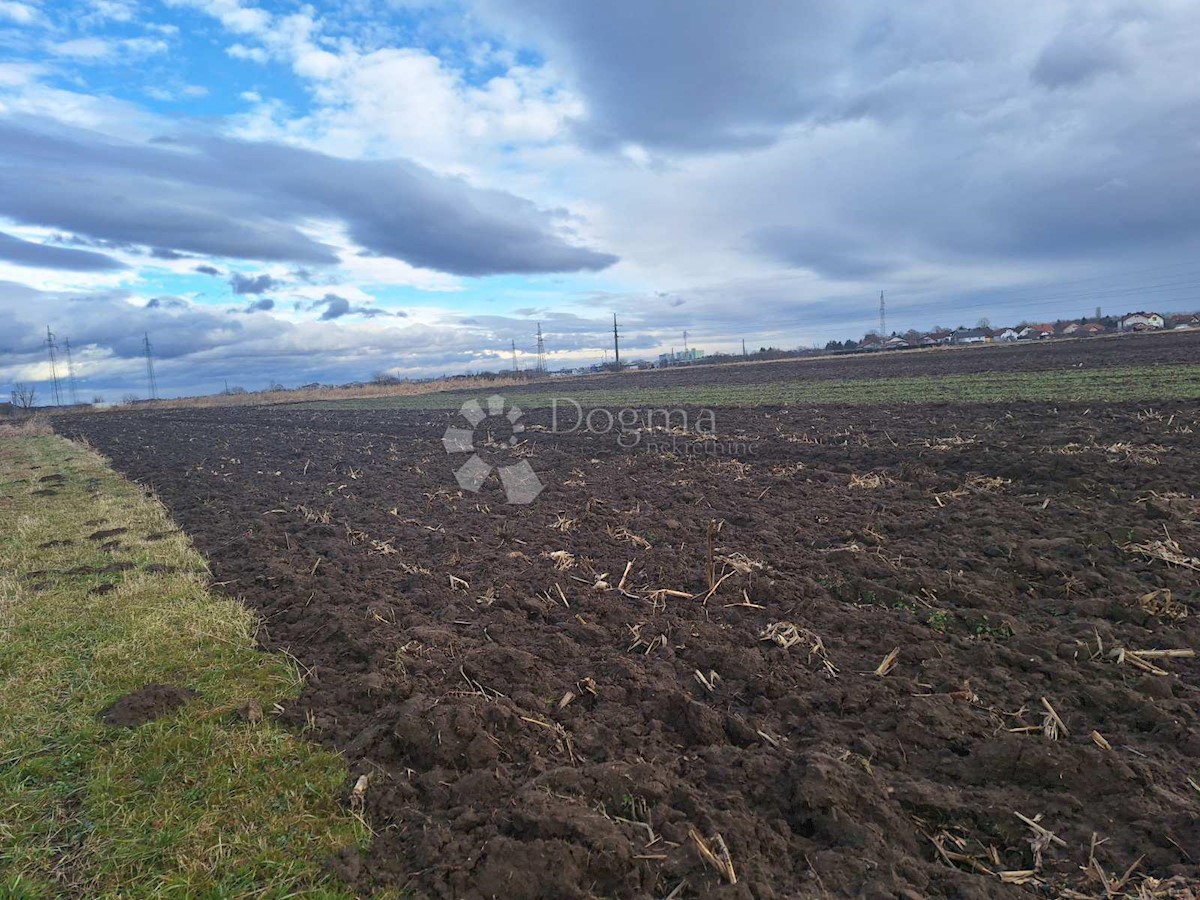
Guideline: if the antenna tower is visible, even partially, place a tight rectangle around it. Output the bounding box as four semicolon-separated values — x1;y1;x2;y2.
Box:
879;291;886;336
535;323;546;373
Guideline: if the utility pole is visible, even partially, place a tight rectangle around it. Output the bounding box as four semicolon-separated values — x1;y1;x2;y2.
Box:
511;340;518;373
742;338;747;358
879;291;886;337
612;313;621;372
45;326;63;406
63;337;80;406
143;332;158;400
535;323;546;373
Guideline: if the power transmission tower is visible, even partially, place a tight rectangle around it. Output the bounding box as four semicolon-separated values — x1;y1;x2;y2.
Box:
879;291;886;336
511;340;518;373
612;314;621;371
535;323;546;373
45;326;63;406
683;329;689;353
142;332;158;400
742;338;747;357
63;337;80;406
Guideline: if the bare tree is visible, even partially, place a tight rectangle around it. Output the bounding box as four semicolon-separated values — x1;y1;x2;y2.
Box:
11;383;37;409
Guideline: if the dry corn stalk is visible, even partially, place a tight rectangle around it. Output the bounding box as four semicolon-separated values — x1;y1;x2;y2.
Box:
760;622;838;677
874;647;900;677
688;828;737;884
1040;697;1068;740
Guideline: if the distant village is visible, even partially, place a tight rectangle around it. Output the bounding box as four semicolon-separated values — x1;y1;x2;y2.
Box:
835;310;1199;353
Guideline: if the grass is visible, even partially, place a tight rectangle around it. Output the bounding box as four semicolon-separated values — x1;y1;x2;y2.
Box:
0;435;367;898
297;363;1200;411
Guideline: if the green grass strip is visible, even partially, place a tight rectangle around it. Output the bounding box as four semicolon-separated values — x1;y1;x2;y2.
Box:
301;363;1200;411
0;435;367;899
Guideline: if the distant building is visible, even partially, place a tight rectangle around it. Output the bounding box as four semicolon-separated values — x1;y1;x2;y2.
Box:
883;336;909;350
0;401;13;418
951;327;992;345
1121;311;1165;332
1018;324;1055;340
1167;314;1199;330
1077;323;1107;336
657;348;706;367
994;328;1019;342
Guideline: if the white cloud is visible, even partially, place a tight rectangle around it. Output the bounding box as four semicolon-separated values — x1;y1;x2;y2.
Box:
0;0;39;25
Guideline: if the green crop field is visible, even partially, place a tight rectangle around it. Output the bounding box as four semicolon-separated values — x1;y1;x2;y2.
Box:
298;362;1200;411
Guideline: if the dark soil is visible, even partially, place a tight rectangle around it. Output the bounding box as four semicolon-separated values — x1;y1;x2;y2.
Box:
88;527;128;541
99;684;198;727
57;399;1200;898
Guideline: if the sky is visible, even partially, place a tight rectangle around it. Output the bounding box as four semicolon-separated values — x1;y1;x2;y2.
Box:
2;0;1199;400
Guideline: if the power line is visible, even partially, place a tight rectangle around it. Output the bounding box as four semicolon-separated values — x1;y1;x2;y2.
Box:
63;337;80;406
142;332;158;400
44;326;63;406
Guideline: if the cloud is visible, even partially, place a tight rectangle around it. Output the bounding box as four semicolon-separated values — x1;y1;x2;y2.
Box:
478;0;857;151
0;230;126;271
145;296;189;309
243;296;274;312
195;264;221;275
0;118;618;275
309;293;404;320
230;272;277;294
0;0;39;25
750;226;898;280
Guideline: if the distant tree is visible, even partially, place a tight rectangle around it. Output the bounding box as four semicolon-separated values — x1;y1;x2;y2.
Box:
227;386;247;395
977;317;991;329
11;383;37;409
92;395;105;405
268;382;286;392
372;371;402;385
824;340;842;351
903;329;922;345
122;393;140;405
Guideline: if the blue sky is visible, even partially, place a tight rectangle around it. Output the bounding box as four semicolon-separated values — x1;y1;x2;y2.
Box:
2;1;1199;398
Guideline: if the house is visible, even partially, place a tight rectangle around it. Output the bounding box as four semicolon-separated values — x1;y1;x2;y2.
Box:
858;338;884;352
919;335;941;346
1168;314;1200;330
951;327;992;345
1061;323;1081;335
1018;324;1055;340
884;336;910;350
994;328;1019;342
1077;323;1107;336
1121;311;1165;332
927;330;954;344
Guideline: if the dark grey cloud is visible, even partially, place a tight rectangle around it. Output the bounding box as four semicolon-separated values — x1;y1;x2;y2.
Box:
309;293;404;320
244;297;275;312
150;246;188;260
1032;33;1125;89
0;118;618;275
145;296;189;309
230;272;277;294
480;0;853;151
0;229;126;271
750;226;898;280
195;264;221;276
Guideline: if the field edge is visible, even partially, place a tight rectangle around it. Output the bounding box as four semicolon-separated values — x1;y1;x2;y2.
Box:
0;434;370;899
